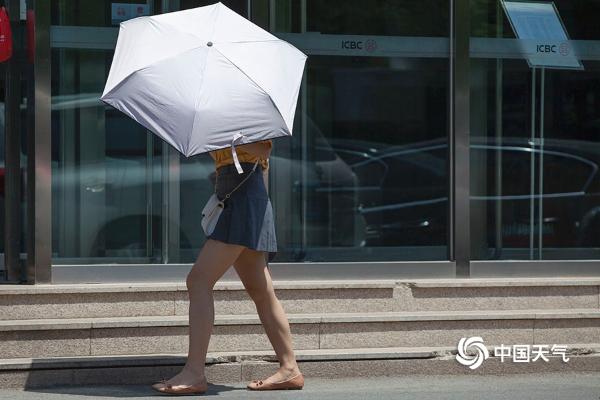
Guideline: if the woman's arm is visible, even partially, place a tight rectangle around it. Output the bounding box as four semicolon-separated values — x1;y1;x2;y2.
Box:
238;140;272;159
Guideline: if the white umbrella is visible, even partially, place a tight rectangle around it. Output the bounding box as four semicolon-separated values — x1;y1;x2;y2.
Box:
100;2;307;173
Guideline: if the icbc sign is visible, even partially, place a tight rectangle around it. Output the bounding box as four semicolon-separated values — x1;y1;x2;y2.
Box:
537;44;558;53
342;40;363;50
341;39;378;53
536;42;569;56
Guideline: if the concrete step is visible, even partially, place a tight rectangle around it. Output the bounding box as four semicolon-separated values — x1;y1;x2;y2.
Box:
0;309;599;359
1;278;599;320
1;345;599;389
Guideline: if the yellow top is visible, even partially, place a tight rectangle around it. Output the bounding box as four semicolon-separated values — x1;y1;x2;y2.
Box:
210;139;272;171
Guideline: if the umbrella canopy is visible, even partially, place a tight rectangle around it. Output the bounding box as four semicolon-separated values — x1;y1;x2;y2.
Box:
101;2;307;172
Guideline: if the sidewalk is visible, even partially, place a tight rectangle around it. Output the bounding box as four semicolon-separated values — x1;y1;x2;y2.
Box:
1;373;599;400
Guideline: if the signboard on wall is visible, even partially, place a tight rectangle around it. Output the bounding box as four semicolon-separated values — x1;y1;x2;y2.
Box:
501;0;583;70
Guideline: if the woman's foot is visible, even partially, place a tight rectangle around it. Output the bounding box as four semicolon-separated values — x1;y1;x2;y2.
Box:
151;366;208;393
247;365;304;390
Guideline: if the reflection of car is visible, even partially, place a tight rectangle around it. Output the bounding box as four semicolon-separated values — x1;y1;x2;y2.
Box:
471;136;600;251
19;93;360;260
326;135;600;251
324;137;448;246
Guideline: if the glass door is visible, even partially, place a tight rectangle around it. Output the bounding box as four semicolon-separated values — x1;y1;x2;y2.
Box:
470;0;600;261
1;40;7;277
259;0;451;262
51;0;165;264
1;0;28;282
49;0;269;266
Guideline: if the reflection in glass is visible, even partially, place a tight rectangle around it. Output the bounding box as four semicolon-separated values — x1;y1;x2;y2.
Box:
49;0;451;264
51;48;164;262
266;1;450;261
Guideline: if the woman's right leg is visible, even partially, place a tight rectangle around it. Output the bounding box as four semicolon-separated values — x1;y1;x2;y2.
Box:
153;238;245;389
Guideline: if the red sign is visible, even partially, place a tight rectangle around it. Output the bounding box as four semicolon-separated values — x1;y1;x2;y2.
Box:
0;6;12;63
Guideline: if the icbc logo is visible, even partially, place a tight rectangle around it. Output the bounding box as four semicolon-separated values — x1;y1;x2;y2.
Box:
536;44;558;53
365;39;377;53
342;40;363;50
536;43;570;56
341;39;378;53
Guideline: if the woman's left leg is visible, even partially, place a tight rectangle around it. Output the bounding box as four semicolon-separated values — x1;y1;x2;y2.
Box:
233;247;301;383
152;238;245;391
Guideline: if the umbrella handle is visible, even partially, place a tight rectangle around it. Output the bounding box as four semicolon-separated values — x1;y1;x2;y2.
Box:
231;133;246;174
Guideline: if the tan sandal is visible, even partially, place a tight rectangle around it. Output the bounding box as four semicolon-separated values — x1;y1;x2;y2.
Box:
247;372;304;390
151;377;208;395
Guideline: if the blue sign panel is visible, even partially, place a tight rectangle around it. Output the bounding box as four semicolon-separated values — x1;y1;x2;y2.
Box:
502;1;583;70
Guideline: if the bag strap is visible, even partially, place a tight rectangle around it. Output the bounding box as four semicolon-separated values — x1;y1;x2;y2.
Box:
215;160;260;200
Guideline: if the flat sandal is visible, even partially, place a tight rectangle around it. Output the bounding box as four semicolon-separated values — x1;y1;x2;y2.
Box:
246;372;304;390
151;377;208;395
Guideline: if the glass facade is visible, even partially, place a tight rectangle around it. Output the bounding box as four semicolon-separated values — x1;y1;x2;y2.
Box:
49;0;452;265
2;0;600;282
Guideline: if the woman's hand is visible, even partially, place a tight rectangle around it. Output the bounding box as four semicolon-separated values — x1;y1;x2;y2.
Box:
238;140;272;159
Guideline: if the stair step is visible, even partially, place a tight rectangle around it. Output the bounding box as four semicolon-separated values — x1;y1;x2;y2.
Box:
2;277;599;295
1;345;599;389
0;280;400;294
405;277;600;287
0;347;441;371
1;279;599;320
0;309;599;359
2;309;600;331
3;344;600;370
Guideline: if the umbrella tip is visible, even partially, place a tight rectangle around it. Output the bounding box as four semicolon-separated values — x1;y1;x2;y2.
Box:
207;41;213;47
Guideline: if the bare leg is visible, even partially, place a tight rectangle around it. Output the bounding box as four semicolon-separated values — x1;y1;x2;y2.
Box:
152;238;245;390
233;247;302;383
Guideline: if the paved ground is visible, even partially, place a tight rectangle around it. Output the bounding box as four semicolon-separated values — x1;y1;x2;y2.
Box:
1;373;599;399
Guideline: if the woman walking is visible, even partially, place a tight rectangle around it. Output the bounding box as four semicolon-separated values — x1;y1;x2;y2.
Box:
152;139;304;394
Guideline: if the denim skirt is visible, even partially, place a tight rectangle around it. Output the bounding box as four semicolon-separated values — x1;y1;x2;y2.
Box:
207;162;278;264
